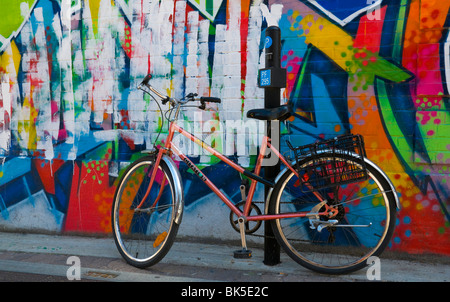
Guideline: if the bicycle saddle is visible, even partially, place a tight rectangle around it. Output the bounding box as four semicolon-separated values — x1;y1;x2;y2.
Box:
247;105;291;121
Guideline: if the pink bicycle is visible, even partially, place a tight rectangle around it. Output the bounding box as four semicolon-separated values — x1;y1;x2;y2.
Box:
111;75;398;274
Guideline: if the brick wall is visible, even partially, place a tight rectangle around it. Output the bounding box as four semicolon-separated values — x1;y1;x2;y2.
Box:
0;0;448;255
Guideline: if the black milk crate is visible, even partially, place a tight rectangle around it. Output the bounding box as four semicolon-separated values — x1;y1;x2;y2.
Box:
287;134;368;191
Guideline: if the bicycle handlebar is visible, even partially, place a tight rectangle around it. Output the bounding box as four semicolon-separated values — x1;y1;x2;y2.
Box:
139;75;172;104
139;74;221;107
142;74;152;86
200;96;221;103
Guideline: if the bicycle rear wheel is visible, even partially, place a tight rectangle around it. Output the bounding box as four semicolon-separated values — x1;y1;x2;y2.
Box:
112;156;180;268
269;152;397;274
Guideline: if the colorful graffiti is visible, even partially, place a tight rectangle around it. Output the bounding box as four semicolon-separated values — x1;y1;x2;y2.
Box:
0;0;448;255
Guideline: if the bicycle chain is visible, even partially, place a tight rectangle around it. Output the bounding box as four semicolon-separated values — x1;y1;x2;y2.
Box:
229;201;336;244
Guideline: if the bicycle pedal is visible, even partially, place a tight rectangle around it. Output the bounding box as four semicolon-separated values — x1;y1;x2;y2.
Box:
233;248;252;259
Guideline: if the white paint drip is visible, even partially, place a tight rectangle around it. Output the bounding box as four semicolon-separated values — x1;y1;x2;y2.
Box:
0;0;273;162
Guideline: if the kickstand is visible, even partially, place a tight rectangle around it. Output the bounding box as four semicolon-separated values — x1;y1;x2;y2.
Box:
234;217;252;259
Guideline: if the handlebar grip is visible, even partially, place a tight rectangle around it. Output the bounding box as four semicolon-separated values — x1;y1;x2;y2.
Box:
142;74;152;86
200;96;221;103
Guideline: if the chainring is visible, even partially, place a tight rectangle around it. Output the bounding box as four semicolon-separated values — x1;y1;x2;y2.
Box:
229;201;262;234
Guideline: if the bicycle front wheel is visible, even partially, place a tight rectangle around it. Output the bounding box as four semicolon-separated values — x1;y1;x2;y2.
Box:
112;156;180;268
269;152;397;274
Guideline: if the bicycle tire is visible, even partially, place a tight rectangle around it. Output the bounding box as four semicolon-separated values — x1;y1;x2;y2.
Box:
269;152;397;274
112;156;180;268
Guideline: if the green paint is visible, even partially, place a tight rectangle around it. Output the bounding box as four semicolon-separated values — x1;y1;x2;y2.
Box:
0;0;36;40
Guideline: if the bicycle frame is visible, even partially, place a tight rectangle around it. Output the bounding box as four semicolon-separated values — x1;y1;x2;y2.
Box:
141;118;331;222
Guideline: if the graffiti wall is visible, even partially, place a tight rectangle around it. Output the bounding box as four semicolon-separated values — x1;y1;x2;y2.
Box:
0;0;448;255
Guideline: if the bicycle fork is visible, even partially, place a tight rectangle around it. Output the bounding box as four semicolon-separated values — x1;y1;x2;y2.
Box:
135;151;165;211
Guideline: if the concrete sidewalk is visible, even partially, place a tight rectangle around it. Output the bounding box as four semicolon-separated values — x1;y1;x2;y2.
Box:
0;232;448;282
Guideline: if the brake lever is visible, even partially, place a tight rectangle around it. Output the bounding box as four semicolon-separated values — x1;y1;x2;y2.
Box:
186;93;198;99
161;97;171;105
183;93;203;109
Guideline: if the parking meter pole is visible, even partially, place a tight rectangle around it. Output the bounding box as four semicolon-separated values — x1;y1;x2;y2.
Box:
261;26;284;266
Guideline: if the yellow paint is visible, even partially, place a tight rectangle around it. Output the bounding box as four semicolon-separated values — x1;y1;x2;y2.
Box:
300;15;353;72
10;40;21;76
299;15;410;83
21;93;38;150
89;0;101;36
0;40;21;77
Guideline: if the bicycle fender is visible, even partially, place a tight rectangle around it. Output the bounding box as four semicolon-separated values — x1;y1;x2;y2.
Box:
161;155;184;224
264;170;284;214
